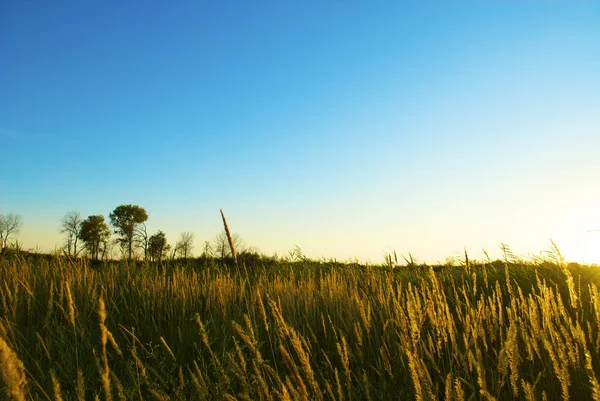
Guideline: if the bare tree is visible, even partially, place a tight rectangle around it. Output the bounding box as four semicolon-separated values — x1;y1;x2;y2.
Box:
175;232;195;259
135;222;150;260
0;213;23;252
100;237;114;261
201;241;213;258
213;231;244;260
60;211;83;256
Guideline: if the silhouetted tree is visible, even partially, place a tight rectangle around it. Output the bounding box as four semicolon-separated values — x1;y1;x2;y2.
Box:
175;232;195;259
201;241;213;258
213;231;244;260
109;205;148;260
135;223;150;260
60;211;82;256
79;215;110;262
0;213;22;252
148;230;170;263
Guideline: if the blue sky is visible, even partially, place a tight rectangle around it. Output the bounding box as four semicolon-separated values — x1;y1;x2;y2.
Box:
1;1;599;263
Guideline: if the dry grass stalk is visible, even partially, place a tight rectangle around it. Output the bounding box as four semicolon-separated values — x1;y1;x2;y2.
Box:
220;209;238;269
76;370;86;401
159;336;176;362
0;336;28;401
51;371;64;401
585;350;600;401
98;296;112;401
279;344;309;401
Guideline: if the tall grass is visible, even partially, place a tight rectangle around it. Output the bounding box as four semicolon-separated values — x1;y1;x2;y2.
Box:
0;252;599;400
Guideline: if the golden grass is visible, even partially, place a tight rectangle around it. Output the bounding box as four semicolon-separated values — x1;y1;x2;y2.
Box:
0;252;599;400
0;336;28;401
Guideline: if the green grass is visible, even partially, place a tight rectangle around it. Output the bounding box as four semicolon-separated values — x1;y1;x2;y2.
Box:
0;251;599;400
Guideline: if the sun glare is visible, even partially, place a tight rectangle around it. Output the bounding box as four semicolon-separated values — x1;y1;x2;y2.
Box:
560;232;600;265
550;204;600;265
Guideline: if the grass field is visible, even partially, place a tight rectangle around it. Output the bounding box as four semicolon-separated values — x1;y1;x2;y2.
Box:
1;250;599;400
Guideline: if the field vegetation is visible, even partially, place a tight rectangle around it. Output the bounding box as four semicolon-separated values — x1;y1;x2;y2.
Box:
0;246;599;400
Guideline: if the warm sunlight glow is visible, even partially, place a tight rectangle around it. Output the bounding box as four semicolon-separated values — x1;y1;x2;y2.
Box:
558;231;600;265
2;2;599;263
2;2;600;399
550;204;600;264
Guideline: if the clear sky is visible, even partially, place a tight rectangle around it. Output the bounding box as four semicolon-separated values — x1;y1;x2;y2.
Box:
1;1;599;264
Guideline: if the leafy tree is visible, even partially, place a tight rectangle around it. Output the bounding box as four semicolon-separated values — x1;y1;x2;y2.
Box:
79;215;111;262
109;205;148;260
148;230;170;263
175;232;195;259
60;211;82;256
0;213;22;252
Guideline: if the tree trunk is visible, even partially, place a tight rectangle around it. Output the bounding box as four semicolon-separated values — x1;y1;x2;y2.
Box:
128;234;133;260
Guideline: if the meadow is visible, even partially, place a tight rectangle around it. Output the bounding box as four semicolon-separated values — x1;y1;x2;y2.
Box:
1;249;599;400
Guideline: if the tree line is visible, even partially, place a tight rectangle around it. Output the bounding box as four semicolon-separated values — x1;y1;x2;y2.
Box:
2;206;247;261
60;205;196;262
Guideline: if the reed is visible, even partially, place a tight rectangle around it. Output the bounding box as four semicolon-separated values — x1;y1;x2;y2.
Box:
0;250;599;400
220;209;238;270
0;336;27;401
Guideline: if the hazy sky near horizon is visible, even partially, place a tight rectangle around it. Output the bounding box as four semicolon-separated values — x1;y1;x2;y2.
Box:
1;1;599;264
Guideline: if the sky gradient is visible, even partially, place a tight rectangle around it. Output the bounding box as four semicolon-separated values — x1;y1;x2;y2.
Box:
1;1;599;264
